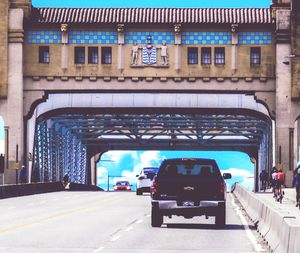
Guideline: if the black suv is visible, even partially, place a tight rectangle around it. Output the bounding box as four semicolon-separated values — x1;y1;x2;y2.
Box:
151;158;231;228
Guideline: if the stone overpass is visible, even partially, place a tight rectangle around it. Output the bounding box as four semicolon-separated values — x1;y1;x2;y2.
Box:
0;0;299;188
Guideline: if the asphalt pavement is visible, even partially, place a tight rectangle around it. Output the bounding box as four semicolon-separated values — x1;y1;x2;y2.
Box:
0;191;270;253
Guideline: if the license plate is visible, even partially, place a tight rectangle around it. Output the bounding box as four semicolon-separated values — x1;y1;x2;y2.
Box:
183;201;194;206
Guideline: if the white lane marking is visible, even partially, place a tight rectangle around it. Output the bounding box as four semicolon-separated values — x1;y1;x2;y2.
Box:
125;226;133;232
52;198;59;201
8;206;16;210
27;203;34;206
110;235;121;241
136;219;143;224
94;246;105;252
231;196;264;252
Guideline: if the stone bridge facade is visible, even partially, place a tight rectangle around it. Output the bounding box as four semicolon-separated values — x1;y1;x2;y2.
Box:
0;0;299;187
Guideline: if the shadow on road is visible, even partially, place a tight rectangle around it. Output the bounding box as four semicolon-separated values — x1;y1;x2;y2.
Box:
165;223;255;230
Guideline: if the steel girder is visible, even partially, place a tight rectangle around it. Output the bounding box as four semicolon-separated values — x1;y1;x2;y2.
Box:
46;112;271;151
32;120;87;183
32;110;272;184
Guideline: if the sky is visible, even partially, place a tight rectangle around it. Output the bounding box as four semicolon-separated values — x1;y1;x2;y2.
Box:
32;0;272;8
98;150;254;191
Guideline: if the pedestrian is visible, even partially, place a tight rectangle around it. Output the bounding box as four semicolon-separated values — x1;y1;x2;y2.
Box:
19;165;26;184
62;173;69;187
270;166;278;196
273;169;285;202
293;164;300;177
293;168;300;206
259;169;268;191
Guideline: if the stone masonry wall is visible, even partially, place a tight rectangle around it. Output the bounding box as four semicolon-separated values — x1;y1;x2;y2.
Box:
0;0;8;98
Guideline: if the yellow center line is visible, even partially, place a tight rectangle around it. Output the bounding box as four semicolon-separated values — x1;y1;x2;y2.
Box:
0;193;131;234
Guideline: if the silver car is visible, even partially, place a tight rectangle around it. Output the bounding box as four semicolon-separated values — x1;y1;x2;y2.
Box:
136;167;159;195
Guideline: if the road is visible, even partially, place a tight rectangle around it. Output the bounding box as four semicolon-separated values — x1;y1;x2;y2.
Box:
0;191;270;253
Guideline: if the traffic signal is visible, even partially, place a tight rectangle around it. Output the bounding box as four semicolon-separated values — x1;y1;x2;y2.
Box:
0;154;4;173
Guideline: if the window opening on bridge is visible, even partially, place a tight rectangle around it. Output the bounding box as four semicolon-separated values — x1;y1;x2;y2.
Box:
201;47;211;65
74;46;85;64
88;47;98;64
214;47;225;65
188;47;198;64
38;46;49;64
101;47;112;64
250;47;261;65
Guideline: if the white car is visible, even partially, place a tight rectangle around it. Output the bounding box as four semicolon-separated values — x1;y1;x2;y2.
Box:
136;167;159;195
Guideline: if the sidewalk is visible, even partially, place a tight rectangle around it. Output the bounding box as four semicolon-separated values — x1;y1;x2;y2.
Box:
254;187;300;221
281;187;296;203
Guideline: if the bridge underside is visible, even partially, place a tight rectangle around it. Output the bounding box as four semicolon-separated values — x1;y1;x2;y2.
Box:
32;108;272;188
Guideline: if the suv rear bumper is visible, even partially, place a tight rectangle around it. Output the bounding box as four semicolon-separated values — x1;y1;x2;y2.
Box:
137;186;151;192
152;200;225;216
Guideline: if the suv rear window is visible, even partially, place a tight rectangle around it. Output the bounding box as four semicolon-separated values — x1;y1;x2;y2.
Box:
116;181;130;186
143;168;159;180
159;161;221;178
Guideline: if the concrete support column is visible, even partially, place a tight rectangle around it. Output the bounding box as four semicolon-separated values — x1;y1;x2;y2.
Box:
26;109;38;183
275;43;294;185
295;119;300;166
0;0;8;98
275;8;294;186
90;153;101;186
5;9;24;184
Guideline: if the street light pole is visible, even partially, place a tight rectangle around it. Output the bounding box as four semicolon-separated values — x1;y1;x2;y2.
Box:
107;174;109;191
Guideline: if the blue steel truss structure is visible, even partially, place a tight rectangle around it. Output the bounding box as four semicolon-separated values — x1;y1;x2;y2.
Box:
32;120;87;184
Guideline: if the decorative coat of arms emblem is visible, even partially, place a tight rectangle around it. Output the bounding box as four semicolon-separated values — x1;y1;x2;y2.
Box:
142;35;157;65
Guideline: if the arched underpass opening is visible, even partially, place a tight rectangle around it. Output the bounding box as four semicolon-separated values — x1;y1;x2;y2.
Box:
31;107;272;192
97;150;255;192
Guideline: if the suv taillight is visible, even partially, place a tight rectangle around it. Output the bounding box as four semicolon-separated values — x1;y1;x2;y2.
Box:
219;182;226;194
152;178;158;195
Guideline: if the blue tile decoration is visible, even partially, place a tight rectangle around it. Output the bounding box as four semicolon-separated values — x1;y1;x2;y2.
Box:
27;31;118;44
27;30;272;45
182;32;231;45
68;31;118;44
238;32;272;45
125;32;175;45
27;31;61;44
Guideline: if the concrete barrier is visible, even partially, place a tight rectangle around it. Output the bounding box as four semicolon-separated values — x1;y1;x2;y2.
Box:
275;217;297;253
264;209;284;251
0;182;105;199
257;203;271;237
68;183;104;191
233;183;262;224
232;184;300;253
0;182;64;199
